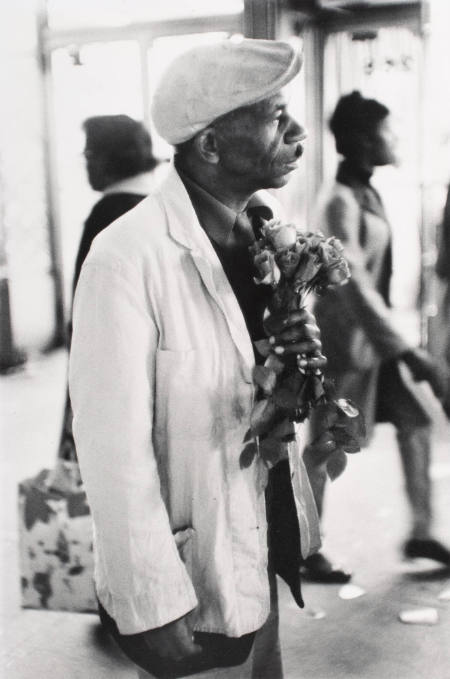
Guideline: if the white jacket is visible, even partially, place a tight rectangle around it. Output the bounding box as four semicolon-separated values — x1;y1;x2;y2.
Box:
69;164;320;636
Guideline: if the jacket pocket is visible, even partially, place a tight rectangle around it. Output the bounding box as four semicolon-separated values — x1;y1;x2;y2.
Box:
173;527;195;579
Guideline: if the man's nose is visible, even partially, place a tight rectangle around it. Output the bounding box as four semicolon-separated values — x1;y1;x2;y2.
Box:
285;115;307;143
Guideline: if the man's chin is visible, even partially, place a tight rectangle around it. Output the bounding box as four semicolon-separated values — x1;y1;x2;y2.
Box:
267;173;291;189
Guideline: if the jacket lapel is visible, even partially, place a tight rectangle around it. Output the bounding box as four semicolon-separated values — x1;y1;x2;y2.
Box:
159;165;255;381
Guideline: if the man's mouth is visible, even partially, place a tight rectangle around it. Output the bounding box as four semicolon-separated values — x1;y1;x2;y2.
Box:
295;142;304;158
284;163;298;173
284;143;304;169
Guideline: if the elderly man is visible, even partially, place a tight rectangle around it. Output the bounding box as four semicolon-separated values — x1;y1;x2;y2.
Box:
69;39;324;678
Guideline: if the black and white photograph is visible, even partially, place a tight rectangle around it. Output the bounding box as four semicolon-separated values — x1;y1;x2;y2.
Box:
1;1;449;677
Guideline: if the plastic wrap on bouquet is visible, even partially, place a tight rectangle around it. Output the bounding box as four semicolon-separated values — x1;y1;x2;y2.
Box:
18;461;96;612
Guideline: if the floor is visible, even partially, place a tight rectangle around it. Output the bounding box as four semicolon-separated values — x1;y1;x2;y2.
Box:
1;349;450;679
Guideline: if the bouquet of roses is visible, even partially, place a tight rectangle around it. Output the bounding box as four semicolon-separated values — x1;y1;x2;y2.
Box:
240;219;365;480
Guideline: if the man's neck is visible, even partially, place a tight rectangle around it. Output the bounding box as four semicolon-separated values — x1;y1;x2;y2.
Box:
175;157;254;213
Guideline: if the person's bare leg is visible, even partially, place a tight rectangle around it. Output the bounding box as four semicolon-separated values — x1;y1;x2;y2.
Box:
397;424;450;564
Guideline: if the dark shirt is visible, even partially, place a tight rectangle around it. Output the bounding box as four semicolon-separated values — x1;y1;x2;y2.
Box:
178;169;273;347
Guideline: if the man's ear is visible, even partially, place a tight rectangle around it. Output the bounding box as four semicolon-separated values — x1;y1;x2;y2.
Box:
193;127;220;164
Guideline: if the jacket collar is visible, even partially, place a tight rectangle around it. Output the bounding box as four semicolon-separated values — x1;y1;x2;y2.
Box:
175;167;237;247
157;163;205;251
157;163;255;380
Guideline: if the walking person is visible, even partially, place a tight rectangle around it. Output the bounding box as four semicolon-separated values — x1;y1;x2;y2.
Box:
435;184;450;416
58;115;160;462
302;91;450;584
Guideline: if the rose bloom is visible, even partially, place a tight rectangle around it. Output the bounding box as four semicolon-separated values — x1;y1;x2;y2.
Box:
327;236;345;253
254;250;281;285
293;255;322;286
326;260;350;285
317;241;340;266
304;233;324;250
276;249;301;278
318;240;350;285
294;240;308;256
262;219;297;251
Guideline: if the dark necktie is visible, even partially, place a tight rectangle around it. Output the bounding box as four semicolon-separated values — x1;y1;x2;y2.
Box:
230;211;256;249
210;210;269;347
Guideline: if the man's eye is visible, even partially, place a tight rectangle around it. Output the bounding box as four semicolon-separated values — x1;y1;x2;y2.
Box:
273;110;288;126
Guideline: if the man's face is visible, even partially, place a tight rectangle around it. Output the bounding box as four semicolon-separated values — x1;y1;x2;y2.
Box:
214;91;307;192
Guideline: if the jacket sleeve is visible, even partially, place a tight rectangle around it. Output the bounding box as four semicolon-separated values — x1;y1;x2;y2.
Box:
69;258;198;634
322;189;410;360
73;195;145;291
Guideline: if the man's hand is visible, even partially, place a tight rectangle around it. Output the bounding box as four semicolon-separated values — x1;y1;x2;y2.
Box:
141;613;202;664
264;308;327;371
401;348;448;400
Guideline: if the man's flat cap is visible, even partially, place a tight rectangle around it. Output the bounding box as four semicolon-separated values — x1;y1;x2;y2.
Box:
151;38;302;145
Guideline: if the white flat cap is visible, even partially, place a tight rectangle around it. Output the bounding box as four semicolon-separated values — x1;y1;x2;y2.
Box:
151;38;302;145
